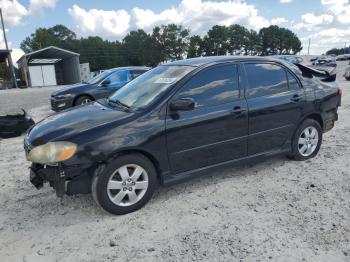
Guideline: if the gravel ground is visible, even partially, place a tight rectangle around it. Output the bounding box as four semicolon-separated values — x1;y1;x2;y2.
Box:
0;85;64;113
0;65;350;262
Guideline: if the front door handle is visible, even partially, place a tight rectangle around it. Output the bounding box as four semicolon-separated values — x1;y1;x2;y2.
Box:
232;106;246;114
291;94;302;102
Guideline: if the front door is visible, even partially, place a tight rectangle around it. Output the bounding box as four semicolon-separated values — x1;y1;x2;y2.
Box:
166;63;248;174
98;70;131;99
243;62;306;155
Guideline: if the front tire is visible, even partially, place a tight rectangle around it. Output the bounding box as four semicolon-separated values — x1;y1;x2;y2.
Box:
92;154;157;215
74;95;93;106
289;119;322;161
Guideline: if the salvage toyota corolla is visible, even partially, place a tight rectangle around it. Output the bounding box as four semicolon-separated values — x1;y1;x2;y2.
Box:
24;56;342;215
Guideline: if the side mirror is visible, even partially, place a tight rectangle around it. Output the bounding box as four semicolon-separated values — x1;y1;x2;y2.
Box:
170;98;195;111
101;79;111;86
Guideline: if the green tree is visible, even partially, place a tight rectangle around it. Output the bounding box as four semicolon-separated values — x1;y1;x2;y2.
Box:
187;35;203;58
48;25;76;40
259;25;302;55
122;29;161;66
228;24;250;55
20;23;303;71
20;28;56;52
152;24;190;61
326;48;349;55
202;25;230;56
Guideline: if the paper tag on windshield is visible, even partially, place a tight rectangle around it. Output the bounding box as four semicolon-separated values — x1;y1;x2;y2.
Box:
154;78;176;84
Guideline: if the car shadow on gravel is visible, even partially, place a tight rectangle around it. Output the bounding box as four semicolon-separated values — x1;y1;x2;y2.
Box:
151;156;287;204
11;155;287;220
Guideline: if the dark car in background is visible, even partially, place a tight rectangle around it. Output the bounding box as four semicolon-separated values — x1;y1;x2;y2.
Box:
312;56;337;67
25;56;341;215
272;55;304;65
50;66;150;111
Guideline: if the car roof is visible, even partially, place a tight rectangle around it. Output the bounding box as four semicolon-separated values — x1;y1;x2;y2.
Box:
109;66;150;72
164;56;290;67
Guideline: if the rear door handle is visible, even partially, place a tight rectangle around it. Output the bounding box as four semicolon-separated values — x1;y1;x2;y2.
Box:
291;94;302;102
232;106;246;114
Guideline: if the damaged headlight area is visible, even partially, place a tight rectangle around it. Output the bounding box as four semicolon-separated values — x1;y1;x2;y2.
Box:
27;141;77;165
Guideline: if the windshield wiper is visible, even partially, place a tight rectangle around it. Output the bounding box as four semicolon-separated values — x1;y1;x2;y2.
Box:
108;99;132;112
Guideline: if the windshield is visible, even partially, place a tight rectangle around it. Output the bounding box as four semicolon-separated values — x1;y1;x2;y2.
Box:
109;65;195;110
88;70;111;84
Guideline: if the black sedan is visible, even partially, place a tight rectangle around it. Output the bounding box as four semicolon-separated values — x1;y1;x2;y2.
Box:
50;66;149;111
25;56;341;215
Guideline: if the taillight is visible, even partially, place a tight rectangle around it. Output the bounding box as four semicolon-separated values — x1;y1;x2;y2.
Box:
338;88;343;96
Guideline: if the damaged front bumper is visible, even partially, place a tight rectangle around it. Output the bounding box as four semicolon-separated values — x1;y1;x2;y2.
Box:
29;163;92;196
30;164;66;197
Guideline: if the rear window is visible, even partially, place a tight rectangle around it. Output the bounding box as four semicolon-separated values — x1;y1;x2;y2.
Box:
287;71;301;90
245;63;288;98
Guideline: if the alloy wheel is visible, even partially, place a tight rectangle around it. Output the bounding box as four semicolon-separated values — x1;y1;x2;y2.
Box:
81;98;91;105
298;126;319;157
107;164;149;207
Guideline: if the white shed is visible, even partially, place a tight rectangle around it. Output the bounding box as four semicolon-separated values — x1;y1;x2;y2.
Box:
17;46;81;87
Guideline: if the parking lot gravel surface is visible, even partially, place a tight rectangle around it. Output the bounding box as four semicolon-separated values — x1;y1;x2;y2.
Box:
0;85;64;114
0;64;349;262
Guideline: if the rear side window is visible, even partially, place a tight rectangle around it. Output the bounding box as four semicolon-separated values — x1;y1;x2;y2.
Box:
245;63;288;98
176;64;239;108
287;71;301;90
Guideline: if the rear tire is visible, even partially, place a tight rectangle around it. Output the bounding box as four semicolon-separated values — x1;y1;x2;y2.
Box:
289;119;322;161
92;154;157;215
74;95;93;106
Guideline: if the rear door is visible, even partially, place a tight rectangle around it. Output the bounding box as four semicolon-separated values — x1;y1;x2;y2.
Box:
166;63;248;174
243;62;305;155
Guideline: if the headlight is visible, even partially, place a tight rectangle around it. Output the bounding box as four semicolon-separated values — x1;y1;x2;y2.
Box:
27;141;77;165
54;94;73;99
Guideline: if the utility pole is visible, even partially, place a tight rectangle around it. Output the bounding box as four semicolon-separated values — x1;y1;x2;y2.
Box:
0;8;18;88
345;42;347;54
307;38;311;56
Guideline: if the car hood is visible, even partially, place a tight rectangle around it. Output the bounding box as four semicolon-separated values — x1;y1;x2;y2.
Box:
26;101;131;147
51;83;92;96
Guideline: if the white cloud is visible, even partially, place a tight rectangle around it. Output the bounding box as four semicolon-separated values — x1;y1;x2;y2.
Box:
29;0;58;14
0;0;57;27
321;0;350;24
68;5;131;36
0;0;28;26
68;0;271;39
280;0;292;3
271;17;288;25
293;13;333;31
294;0;350;54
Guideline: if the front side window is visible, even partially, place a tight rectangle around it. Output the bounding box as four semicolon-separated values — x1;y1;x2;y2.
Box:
109;65;195;110
87;70;111;84
245;63;288;98
176;64;239;108
107;70;129;84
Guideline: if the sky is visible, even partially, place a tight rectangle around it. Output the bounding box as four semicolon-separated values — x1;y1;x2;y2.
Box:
1;0;350;63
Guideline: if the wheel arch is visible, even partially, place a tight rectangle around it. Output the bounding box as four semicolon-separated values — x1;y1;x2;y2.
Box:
73;94;95;106
291;112;324;143
110;149;163;185
304;113;324;131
